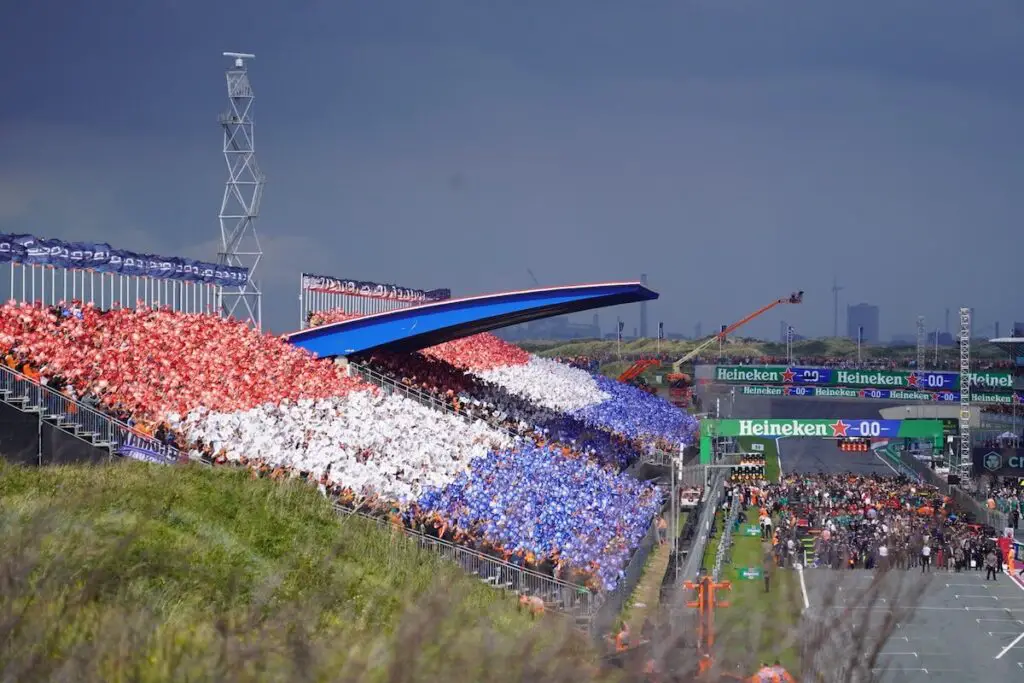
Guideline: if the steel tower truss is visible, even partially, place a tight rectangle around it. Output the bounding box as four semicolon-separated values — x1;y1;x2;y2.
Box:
957;308;971;482
218;52;264;329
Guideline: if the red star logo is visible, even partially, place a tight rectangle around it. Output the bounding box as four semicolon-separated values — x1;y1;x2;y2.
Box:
858;389;868;398
830;420;850;437
906;373;918;387
781;368;796;383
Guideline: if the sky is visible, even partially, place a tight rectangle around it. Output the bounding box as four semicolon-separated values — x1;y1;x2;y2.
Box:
1;1;1022;339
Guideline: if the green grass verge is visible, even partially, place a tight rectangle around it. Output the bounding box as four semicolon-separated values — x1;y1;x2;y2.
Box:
712;507;802;676
736;436;782;483
0;461;594;682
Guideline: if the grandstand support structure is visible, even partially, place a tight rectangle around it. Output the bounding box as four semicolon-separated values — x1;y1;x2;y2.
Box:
217;52;265;330
916;315;926;369
957;307;971;482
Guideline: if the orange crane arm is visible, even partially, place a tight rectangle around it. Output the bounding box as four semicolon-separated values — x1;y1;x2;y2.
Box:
671;291;803;373
716;291;803;340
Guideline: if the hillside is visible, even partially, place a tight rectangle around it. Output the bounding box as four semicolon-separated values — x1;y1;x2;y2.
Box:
0;461;593;683
522;336;1007;364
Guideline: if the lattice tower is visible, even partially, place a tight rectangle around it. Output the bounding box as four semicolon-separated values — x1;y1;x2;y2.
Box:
957;308;971;482
217;52;265;329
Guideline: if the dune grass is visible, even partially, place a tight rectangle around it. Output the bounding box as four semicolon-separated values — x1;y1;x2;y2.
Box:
0;460;603;683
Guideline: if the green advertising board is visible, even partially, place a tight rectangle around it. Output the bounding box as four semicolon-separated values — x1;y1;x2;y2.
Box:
737;567;763;580
743;525;761;536
700;418;943;439
714;365;1013;390
737;384;1019;404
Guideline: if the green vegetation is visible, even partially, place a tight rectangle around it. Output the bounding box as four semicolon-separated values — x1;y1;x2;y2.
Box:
714;508;802;673
736;436;782;483
709;507;802;675
0;461;595;682
620;512;687;632
523;336;1007;364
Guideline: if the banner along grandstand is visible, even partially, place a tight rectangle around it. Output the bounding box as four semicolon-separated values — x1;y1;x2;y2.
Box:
712;364;1014;390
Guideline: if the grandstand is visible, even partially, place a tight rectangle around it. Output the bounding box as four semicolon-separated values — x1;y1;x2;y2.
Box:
0;230;701;640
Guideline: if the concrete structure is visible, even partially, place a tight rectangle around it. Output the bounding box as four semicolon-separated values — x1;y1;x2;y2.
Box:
847;303;880;343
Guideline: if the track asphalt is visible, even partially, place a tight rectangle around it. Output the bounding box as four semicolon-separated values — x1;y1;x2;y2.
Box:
721;392;907;476
801;567;1024;682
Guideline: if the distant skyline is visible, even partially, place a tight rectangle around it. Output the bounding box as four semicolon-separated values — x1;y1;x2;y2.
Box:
2;2;1021;335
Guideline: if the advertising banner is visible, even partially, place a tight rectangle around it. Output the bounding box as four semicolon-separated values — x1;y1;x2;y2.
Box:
0;233;246;287
715;365;1013;390
738;385;1023;405
972;446;1024;477
301;273;450;303
702;418;944;439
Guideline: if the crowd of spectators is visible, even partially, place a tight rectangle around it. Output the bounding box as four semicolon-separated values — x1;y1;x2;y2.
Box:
747;473;1012;573
2;300;675;592
362;351;646;469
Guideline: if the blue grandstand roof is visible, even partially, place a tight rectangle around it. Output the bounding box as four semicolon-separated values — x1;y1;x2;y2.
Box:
284;281;658;357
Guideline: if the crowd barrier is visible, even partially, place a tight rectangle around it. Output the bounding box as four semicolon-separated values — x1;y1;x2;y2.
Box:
333;504;601;620
1;262;223;316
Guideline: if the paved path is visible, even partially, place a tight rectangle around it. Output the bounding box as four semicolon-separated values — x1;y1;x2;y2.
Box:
801;568;1024;682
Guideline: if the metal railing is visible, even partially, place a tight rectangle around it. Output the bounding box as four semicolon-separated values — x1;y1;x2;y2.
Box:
894;445;1009;530
332;503;600;618
349;361;523;442
712;493;742;581
588;515;660;638
0;363;180;463
678;468;726;583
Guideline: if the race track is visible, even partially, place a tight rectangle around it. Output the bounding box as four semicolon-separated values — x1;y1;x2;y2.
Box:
801;568;1024;683
704;389;910;476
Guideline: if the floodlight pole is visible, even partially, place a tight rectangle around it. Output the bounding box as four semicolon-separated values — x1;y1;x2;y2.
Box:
217;51;265;330
857;326;863;364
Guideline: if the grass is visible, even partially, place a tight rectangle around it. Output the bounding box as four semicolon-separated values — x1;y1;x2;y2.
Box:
0;460;601;683
708;507;802;676
620;512;687;633
736;437;782;483
526;337;1008;363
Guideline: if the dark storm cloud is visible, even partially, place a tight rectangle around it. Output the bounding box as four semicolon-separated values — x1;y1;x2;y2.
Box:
1;1;1020;335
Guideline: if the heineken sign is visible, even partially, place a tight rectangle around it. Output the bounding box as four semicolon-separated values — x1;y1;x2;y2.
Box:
738;567;763;580
702;418;943;439
739;385;1023;405
715;365;1013;390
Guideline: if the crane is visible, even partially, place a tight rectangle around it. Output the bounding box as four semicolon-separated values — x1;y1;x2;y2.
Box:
670;291;803;374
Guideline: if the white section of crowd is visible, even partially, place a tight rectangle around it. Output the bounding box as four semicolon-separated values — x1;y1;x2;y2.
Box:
172;391;514;503
474;356;610;412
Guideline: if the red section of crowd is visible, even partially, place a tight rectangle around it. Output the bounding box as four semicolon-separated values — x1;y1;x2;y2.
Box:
0;301;367;426
422;334;531;371
306;308;532;372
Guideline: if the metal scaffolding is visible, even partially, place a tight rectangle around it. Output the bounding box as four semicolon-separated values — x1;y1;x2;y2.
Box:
957;308;972;482
217;52;265;330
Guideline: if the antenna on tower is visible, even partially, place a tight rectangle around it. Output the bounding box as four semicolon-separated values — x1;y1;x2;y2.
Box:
217;51;264;330
831;276;844;338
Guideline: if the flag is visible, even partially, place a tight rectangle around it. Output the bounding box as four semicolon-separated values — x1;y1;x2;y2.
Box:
658;322;664;340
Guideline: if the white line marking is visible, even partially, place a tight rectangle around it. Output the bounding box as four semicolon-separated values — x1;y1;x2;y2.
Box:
838;606;1008;612
797;562;810;612
946;583;988;588
995;631;1024;660
879;652;918;657
874;451;901;476
978;618;1024;624
990;631;1023;636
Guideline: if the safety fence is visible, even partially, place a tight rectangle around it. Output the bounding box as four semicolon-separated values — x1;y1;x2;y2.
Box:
894;446;1009;530
333;504;601;620
711;493;742;581
678;468;727;583
1;262;223;316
